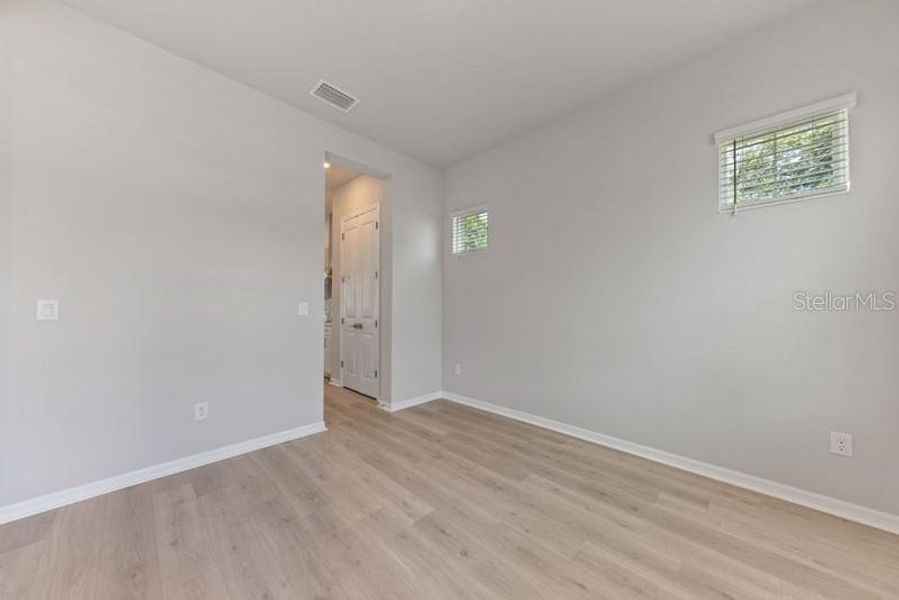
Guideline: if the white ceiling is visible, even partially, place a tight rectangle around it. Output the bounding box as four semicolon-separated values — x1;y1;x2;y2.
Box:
62;0;817;167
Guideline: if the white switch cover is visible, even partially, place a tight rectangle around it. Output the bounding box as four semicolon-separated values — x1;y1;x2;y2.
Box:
298;302;309;316
36;299;59;321
453;364;462;376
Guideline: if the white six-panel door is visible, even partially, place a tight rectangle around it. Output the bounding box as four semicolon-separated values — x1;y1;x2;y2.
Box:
340;206;379;398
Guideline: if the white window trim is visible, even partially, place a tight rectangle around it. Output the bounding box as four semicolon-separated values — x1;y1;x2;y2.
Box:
715;92;857;214
451;204;489;257
714;92;857;144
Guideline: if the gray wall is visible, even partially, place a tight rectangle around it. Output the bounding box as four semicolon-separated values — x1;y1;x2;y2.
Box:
443;0;899;514
0;0;442;507
0;30;12;503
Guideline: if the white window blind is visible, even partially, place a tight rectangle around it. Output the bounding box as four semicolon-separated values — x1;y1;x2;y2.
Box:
717;94;855;212
452;207;489;255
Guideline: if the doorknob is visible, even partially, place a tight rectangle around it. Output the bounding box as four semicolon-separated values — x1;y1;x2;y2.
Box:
353;323;363;329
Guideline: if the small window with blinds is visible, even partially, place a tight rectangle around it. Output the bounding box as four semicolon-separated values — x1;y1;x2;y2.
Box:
451;206;489;256
717;93;855;212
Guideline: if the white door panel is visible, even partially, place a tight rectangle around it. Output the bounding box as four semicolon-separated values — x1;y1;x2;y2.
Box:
340;206;379;398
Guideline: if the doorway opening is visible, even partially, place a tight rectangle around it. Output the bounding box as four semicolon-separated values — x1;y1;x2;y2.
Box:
324;156;386;406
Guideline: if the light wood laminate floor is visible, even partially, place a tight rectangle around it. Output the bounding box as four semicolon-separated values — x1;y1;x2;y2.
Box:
2;384;898;599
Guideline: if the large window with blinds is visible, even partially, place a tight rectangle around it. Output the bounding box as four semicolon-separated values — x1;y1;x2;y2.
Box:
452;206;489;256
717;94;855;212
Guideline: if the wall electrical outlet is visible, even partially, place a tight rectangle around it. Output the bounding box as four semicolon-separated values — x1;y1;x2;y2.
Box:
298;302;309;317
36;299;59;321
195;401;210;421
830;431;853;457
453;364;462;376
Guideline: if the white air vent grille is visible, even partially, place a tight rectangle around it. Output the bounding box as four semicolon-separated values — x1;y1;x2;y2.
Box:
310;80;359;113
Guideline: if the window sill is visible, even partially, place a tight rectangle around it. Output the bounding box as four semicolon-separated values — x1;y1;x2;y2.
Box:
719;185;850;214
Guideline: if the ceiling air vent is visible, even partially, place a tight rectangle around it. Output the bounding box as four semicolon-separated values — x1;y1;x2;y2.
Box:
310;80;359;113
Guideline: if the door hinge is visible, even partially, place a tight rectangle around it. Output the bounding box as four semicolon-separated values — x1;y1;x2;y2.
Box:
341;233;345;240
341;317;345;324
374;319;378;328
340;360;344;368
374;369;378;378
375;270;378;279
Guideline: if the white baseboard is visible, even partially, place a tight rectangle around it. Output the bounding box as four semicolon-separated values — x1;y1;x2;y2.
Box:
7;392;896;536
442;392;899;536
386;391;443;413
0;421;327;526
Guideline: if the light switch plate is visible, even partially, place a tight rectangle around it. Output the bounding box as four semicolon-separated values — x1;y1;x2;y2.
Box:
298;302;309;317
36;299;59;321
